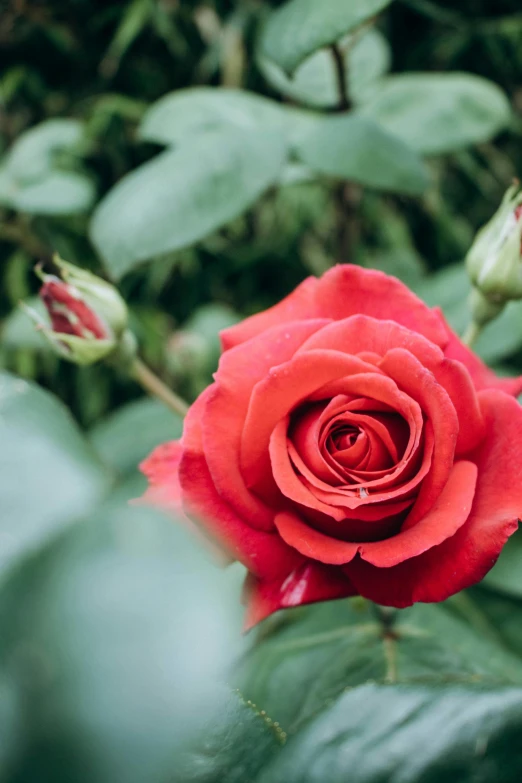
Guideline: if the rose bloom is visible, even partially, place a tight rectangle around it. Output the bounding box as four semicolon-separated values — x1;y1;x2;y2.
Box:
141;266;522;628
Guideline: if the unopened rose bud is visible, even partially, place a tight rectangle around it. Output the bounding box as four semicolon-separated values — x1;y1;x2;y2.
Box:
466;183;522;309
24;254;129;365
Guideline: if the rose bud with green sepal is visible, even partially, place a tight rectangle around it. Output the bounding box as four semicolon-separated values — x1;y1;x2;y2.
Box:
466;183;522;327
24;254;129;365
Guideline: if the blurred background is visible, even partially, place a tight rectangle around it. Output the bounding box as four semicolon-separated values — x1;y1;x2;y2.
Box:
2;1;522;781
2;0;522;424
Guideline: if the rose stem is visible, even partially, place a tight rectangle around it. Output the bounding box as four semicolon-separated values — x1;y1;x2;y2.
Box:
462;321;482;348
330;43;360;265
130;357;189;418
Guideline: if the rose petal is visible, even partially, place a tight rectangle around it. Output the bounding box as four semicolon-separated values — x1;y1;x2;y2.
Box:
221;265;448;352
344;391;522;606
358;460;477;566
138;440;185;514
204;319;329;530
243;357;423;501
299;315;484;454
179;395;302;581
379;349;458;528
242;564;356;629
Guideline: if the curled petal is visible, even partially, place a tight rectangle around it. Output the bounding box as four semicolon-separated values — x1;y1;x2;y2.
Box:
243;564;356;630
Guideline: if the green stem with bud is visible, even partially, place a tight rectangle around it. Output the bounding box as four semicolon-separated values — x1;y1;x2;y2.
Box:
462;321;482;348
130;357;190;418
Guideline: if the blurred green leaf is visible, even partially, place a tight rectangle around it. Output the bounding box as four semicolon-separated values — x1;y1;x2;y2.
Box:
3;171;95;216
0;119;95;215
259;0;392;76
0;502;243;783
0;372;108;583
295;114;429;194
139;87;288;146
90;127;287;278
90;397;183;478
3;119;84;183
2;298;49;352
259;28;391;110
360;73;512;155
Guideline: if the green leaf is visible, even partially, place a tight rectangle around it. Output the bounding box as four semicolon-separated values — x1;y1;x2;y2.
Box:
0;372;108;583
139;87;288;146
90;127;287;278
259;0;393;76
259;28;391;109
0;502;243;783
360;73;512;155
257;683;522;783
0;119;94;215
3;118;84;182
295;114;429;194
172;688;283;783
90;397;183;478
6;170;95;215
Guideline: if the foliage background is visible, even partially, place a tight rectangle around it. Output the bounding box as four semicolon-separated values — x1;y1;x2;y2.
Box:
2;1;522;781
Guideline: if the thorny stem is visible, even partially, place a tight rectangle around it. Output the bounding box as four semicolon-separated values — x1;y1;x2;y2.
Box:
130;357;189;418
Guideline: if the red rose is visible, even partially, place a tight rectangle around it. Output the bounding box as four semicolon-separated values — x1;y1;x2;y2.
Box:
40;279;108;339
142;265;522;628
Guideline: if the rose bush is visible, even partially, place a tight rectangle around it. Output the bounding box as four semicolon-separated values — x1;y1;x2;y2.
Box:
141;265;522;627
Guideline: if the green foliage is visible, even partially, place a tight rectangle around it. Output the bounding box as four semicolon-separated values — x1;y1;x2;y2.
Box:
0;372;108;583
258;28;391;109
91;127;288;277
259;0;393;75
295;114;429;193
360;73;513;155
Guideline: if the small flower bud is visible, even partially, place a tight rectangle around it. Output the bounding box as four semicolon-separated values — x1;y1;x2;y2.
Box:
24;254;129;365
466;183;522;306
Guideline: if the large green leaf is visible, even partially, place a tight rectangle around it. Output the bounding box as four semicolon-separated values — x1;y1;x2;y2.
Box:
258;28;391;109
0;502;243;783
0;372;108;582
139;87;288;146
257;683;522;783
90;397;183;478
90;127;287;278
360;73;512;155
178;599;522;781
259;0;393;76
295;114;429;194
